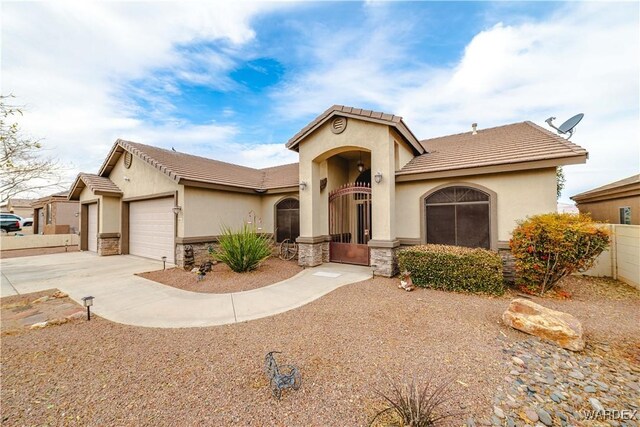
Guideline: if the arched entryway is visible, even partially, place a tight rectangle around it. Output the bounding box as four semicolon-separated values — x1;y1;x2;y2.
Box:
424;185;492;249
275;198;300;243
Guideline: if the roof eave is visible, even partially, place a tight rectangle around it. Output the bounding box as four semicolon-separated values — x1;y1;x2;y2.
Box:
395;154;587;182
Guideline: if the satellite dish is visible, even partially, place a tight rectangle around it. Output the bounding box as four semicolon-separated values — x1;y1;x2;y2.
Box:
545;113;584;139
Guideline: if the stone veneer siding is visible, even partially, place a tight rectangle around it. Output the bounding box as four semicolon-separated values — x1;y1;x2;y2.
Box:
298;241;329;267
370;247;399;277
498;248;516;283
175;242;219;269
98;236;120;256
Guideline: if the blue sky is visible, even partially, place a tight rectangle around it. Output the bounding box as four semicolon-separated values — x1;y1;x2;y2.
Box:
2;1;639;203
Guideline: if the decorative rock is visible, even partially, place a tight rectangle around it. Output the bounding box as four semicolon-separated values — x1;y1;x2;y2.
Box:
584;385;597;393
51;290;68;299
589;397;604;412
524;408;539;423
550;393;562;403
502;299;585;351
66;312;85;321
536;408;553;426
30;321;48;329
466;418;476;427
569;370;585;380
494;406;505;419
47;317;68;326
32;296;50;304
512;356;525;366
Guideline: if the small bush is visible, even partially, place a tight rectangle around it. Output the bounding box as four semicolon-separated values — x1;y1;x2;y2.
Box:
397;245;504;295
510;213;609;295
213;224;272;273
370;375;457;427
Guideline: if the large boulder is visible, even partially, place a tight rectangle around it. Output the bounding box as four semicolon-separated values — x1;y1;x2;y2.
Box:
502;298;585;351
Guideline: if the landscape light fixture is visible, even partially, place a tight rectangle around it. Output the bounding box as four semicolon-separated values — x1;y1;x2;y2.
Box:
162;256;167;270
299;181;307;191
374;171;383;184
82;296;94;321
172;206;182;215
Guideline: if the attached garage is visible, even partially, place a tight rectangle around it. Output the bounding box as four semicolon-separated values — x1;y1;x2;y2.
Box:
87;203;98;252
129;197;175;263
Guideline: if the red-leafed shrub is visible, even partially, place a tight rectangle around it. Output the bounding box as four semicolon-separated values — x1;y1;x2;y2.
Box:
510;213;609;295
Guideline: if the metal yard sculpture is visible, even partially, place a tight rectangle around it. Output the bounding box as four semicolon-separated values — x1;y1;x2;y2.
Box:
264;351;301;399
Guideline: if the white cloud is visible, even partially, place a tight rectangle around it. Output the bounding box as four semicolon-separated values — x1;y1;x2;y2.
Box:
271;2;639;202
1;1;288;194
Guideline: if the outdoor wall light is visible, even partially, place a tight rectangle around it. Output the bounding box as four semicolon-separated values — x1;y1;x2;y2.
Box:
162;256;167;270
374;171;383;184
299;181;307;190
74;212;79;217
172;206;182;215
82;296;94;321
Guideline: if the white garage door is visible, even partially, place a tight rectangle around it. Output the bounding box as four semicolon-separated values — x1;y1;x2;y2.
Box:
129;197;175;263
87;203;98;252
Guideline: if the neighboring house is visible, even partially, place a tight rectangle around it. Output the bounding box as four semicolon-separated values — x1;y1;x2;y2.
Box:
1;198;35;219
69;105;587;276
32;191;80;234
571;174;640;224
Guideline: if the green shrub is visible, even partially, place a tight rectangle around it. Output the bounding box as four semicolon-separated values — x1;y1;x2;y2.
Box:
213;224;272;273
397;244;504;295
510;213;609;295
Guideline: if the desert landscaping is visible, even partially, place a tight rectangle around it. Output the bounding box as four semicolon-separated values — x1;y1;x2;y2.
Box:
1;273;638;426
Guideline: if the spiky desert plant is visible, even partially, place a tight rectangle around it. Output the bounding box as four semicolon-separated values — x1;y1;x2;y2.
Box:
370;375;458;427
213;223;272;272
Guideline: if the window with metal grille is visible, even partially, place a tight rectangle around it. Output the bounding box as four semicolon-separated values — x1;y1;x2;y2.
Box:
425;186;490;249
276;198;300;242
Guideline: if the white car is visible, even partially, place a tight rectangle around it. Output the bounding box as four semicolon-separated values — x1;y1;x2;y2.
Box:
21;217;33;227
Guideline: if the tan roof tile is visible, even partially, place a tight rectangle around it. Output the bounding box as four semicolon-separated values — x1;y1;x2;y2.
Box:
110;141;299;192
285;105;424;154
398;121;588;176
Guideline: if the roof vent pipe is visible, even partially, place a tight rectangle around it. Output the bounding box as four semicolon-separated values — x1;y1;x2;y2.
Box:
471;123;478;135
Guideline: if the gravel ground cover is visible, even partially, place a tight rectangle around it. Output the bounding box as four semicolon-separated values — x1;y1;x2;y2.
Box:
1;275;637;426
137;257;303;293
0;246;79;259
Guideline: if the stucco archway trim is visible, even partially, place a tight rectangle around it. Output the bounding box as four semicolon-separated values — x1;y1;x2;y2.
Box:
419;182;498;251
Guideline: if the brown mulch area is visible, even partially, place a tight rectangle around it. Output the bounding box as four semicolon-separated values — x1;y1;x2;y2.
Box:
0;246;79;259
1;276;638;426
137;257;303;293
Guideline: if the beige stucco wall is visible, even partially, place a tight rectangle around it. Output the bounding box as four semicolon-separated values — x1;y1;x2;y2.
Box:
54;201;79;232
298;118;397;242
182;187;262;237
576;196;640;225
110;152;180;199
395;167;558;243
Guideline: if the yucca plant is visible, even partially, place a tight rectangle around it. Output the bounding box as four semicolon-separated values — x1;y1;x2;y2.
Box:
213;224;272;272
370;375;457;427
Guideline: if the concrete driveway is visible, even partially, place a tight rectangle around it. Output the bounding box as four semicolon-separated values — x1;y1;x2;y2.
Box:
0;252;372;328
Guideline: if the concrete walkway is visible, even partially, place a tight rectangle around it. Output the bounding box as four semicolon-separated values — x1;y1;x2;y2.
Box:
0;252;372;328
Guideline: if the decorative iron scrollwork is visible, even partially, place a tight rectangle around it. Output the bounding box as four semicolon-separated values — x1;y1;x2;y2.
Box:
264;351;301;399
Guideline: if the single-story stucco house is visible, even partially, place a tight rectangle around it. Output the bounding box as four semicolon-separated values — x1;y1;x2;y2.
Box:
571;174;639;225
31;191;79;235
69;105;588;276
1;198;35;219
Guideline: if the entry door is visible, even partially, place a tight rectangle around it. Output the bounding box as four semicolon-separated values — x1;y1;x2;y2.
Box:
129;197;175;263
87;203;98;252
328;183;371;266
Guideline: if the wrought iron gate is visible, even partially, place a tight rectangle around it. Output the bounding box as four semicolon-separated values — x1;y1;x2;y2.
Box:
328;183;371;265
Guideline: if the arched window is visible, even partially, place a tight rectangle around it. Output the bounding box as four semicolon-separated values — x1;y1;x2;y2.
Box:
425;186;490;249
275;198;300;243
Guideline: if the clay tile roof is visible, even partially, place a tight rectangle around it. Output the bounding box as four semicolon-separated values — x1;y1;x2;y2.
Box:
104;140;299;192
68;173;123;200
398;121;588;176
79;173;123;194
571;174;640;202
285;105;423;154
